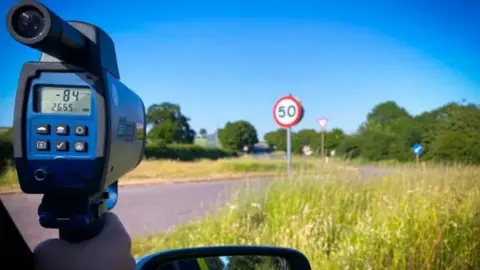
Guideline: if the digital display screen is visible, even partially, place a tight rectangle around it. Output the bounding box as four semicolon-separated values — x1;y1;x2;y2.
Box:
38;86;91;115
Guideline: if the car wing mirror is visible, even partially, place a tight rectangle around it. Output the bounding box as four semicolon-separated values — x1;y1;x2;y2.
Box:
136;245;311;270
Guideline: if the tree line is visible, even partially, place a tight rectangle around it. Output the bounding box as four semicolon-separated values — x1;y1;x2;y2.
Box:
337;100;480;164
146;100;480;164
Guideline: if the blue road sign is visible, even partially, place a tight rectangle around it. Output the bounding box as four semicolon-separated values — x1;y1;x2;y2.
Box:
412;144;424;155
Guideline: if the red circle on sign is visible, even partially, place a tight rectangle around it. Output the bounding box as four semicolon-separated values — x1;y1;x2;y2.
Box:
273;95;303;128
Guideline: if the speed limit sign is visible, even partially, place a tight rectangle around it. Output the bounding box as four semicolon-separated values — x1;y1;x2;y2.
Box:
273;95;303;128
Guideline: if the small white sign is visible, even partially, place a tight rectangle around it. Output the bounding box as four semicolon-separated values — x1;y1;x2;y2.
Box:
317;118;328;130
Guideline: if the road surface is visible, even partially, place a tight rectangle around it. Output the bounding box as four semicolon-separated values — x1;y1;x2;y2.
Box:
1;179;269;249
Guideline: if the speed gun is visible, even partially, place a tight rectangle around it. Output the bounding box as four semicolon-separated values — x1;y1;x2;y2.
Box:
6;1;146;242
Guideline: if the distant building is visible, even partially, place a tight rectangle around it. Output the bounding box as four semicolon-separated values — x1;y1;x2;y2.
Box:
252;142;272;154
194;132;221;148
206;132;222;147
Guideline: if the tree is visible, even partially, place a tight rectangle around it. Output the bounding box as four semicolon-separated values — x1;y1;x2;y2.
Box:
348;101;422;161
295;129;318;146
324;128;346;155
336;133;362;159
365;101;411;128
264;129;287;151
146;102;196;143
199;128;207;138
218;121;259;151
294;129;321;155
427;103;480;164
359;129;397;161
147;120;183;144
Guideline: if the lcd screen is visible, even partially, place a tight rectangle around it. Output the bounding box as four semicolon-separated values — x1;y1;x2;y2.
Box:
38;86;91;115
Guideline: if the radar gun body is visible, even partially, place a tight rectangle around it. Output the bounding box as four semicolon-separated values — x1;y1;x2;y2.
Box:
7;0;146;242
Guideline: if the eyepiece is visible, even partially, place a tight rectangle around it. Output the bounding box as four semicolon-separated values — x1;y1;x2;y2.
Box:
11;5;46;39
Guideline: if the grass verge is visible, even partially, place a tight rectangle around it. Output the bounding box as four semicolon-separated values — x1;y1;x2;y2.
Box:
123;157;319;180
132;164;480;269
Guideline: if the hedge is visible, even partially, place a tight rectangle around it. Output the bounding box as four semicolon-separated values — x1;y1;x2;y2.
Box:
144;143;237;161
0;136;13;174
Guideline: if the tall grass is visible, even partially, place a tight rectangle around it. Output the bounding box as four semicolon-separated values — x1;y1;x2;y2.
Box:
0;167;18;192
132;165;480;269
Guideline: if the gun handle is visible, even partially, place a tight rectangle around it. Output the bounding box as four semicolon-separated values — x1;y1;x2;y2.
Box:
59;216;105;243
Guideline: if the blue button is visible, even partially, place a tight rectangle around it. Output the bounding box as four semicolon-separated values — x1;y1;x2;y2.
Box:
74;141;87;152
74;125;87;136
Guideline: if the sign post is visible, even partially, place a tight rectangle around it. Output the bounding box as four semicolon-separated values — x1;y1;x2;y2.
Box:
273;95;304;177
317;118;328;157
286;128;292;171
412;144;424;165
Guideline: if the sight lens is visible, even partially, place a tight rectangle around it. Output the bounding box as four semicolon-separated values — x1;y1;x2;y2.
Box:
12;7;46;39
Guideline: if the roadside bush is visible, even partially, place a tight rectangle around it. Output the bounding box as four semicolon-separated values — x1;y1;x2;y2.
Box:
0;133;13;174
144;143;237;161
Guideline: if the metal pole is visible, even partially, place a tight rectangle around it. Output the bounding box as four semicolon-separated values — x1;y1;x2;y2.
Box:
321;131;324;157
416;154;419;165
286;127;292;177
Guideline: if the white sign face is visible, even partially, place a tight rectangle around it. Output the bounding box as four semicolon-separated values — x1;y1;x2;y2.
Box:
273;97;302;128
317;118;328;130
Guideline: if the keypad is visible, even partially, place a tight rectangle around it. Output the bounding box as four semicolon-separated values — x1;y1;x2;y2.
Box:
34;124;88;153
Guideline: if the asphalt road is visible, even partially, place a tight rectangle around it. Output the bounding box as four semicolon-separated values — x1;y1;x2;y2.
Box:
1;179;269;249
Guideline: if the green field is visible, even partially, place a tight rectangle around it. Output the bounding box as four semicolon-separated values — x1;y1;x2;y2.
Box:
194;137;209;147
132;164;480;269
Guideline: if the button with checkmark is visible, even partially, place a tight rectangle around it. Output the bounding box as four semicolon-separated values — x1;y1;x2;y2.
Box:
55;141;68;152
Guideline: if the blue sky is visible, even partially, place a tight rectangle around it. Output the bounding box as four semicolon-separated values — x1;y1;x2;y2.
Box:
1;0;479;138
